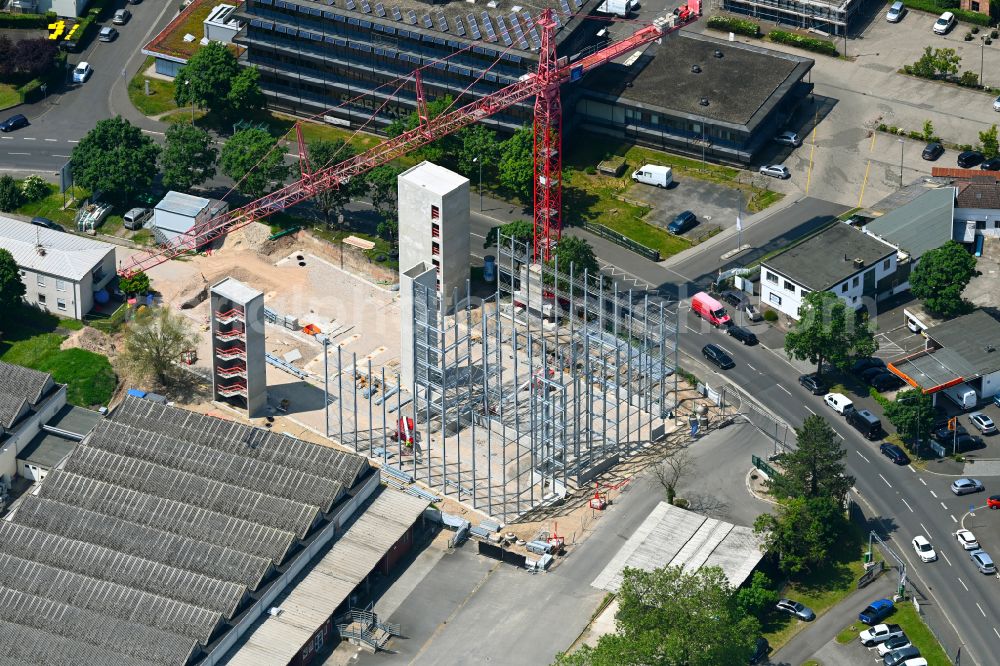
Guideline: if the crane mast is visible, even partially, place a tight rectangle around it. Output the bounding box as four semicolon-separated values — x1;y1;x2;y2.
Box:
119;7;698;278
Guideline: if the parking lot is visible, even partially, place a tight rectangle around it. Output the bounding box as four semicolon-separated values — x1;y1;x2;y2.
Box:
624;176;742;239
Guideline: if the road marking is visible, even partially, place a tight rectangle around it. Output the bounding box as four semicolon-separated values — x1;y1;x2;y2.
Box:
22;137;35;141
805;406;816;415
942;551;952;566
959;577;969;591
920;522;930;536
52;154;69;158
67;140;79;143
44;138;57;142
902;498;913;512
908;464;917;473
951;514;958;523
978;602;987;617
994;627;999;640
879;473;892;488
857;159;872;207
746;362;757;372
0;137;10;140
777;385;792;396
857;451;870;463
920;478;927;486
7;152;29;155
941;501;949;510
805;125;817;195
930;490;937;498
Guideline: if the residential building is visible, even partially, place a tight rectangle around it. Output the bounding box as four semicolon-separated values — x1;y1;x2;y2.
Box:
152;191;229;246
954;180;1000;244
8;0;87;18
0;216;115;320
718;0;879;36
576;32;814;166
760;223;897;319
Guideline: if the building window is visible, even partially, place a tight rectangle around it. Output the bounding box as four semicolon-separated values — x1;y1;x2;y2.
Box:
841;283;848;293
769;293;782;305
765;271;778;284
57;299;66;311
882;259;890;270
56;279;66;291
37;275;45;287
430;205;439;220
38;293;46;304
972;0;980;10
852;276;860;287
783;280;795;292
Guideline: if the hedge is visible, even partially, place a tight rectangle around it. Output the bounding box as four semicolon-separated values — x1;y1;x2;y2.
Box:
706;15;760;37
901;0;993;25
768;30;840;56
0;11;56;29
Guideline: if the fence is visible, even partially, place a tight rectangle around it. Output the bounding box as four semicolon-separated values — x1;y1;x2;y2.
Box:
583;221;661;262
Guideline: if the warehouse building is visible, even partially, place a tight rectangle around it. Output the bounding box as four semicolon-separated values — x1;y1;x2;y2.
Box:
0;216;116;320
0;396;428;665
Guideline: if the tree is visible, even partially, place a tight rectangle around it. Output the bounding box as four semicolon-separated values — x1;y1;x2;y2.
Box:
118;271;150;296
556;565;759;666
550;236;600;276
0;175;23;212
906;47;937;78
0;248;25;319
884;389;935;448
456;124;501;181
484;219;534;249
498;126;534;201
784;290;878;377
910;240;977;318
160;123;218;192
377;217;398;244
736;571;779;618
652;448;692;506
308;139;362;226
922;119;936;142
173;42;263;119
0;37;57;82
754;496;845;575
120;306;198;387
71;117;160;204
931;47;961;78
226;67;266;117
768;415;854;503
367;164;403;220
979;124;999;159
219;128;289;199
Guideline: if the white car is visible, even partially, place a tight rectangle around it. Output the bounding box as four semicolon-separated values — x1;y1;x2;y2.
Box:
994;95;1000;112
72;61;93;83
877;636;913;656
824;392;854;415
970;412;996;434
759;164;790;179
933;11;955;34
902;660;928;666
955;529;979;550
774;131;802;147
911;535;937;562
885;0;905;22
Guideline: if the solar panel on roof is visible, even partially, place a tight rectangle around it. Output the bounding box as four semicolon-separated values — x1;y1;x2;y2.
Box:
422;13;432;27
455;16;466;35
392;5;401;19
345;0;355;9
481;12;496;41
406;9;417;23
375;2;385;15
467;14;481;39
360;0;370;11
560;0;571;13
510;14;528;48
437;12;448;30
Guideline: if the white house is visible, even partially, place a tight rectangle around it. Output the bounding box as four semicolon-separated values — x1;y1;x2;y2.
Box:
152;191;229;246
0;216;115;320
953;181;1000;244
8;0;87;17
760;223;897;320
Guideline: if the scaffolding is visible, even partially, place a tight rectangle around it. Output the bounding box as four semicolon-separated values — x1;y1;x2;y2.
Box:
328;234;679;522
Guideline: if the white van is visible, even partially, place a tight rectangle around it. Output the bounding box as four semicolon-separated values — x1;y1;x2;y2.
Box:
631;164;673;188
824;392;854;415
942;382;978;410
123;207;152;230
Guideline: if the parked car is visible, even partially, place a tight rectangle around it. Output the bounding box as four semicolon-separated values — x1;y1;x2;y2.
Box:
859;598;894;625
113;8;131;23
970;548;996;574
995;393;1000;408
776;598;815;621
955;528;979;550
759;164;790;179
995;95;1000;111
668;210;697;235
951;478;984;495
970;412;997;434
900;659;928;666
987;495;1000;509
726;325;758;346
877;635;912;657
957;150;985;168
982;157;1000;171
862;366;888;383
933;423;968;442
123;207;153;230
880;442;910;465
885;0;905;21
750;637;769;665
824;392;854;415
72;62;93;83
691;291;731;327
799;374;826;395
720;290;743;307
0;113;29;132
870;373;904;392
774;131;802;147
852;357;885;374
921;142;943;161
744;303;762;322
98;26;118;41
848;408;883;440
860;623;904;646
30;217;63;232
952;433;982;451
884;647;921;666
911;535;937;562
702;343;734;370
933;11;955;34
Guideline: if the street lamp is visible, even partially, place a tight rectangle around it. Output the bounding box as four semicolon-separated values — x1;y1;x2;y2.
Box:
898;138;904;188
472;155;483;211
185;80;194;122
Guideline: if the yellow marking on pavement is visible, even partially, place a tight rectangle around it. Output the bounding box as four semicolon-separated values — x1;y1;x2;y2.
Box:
805;123;818;195
858;159;872;208
870;131;877;152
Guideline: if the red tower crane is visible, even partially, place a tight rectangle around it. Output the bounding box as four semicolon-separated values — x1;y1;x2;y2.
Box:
118;6;699;278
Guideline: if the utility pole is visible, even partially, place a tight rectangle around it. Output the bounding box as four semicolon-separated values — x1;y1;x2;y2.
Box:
898;138;904;188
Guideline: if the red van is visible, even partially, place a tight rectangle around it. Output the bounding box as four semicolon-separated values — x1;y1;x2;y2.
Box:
691;292;731;327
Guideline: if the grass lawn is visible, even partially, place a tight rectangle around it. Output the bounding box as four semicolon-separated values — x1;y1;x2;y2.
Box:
16;183;91;227
0;83;20;111
836;603;950;665
128;57;179;117
762;523;872;651
0;306;115;408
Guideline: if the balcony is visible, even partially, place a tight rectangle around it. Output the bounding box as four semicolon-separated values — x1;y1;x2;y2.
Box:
215;328;246;343
215;308;245;325
216;364;247;379
217;381;248;398
216;346;247;361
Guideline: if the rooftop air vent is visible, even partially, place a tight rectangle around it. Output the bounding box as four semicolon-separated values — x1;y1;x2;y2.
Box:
986;345;997;353
690;64;701;73
699;97;709;106
713;49;723;58
853;258;864;269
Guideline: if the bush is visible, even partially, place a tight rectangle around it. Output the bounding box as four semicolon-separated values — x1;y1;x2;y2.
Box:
888;125;899;134
768;30;839;56
19;175;48;202
987;37;994;45
972;25;980;34
992;30;998;38
584;165;597;175
959;70;981;87
907;130;923;140
0;174;23;212
965;32;974;40
763;309;779;322
877;123;888;132
706;15;761;37
953;7;993;25
0;11;56;28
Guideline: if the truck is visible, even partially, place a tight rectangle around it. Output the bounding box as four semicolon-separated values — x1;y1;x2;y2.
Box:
690;291;731;328
596;0;637;17
859;623;904;646
631;164;672;188
942;382;978;410
858;598;894;625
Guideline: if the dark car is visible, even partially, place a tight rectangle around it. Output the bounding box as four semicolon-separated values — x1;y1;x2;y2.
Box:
852;357;885;374
958;150;985;168
953;433;982;451
702;343;735;369
921;142;944;161
862;366;888;384
726;325;758;345
0;114;28;132
982;156;1000;171
799;374;826;395
880;442;910;465
668;210;697;235
720;290;743;307
870;372;904;392
750;637;770;665
933;423;968;442
30;217;63;232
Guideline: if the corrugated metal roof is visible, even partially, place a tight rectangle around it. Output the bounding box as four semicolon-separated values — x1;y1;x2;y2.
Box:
0;216;113;281
864;187;955;260
154;191;210;218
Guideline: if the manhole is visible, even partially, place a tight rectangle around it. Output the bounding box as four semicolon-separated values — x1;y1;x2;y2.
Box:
298;261;306;267
296;254;304;260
